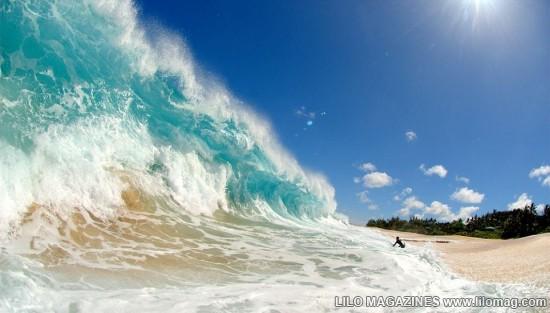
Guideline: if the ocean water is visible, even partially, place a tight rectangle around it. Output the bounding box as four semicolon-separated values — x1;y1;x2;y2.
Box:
0;1;546;312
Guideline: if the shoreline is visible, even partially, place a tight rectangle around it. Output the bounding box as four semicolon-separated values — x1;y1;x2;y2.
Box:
368;227;550;286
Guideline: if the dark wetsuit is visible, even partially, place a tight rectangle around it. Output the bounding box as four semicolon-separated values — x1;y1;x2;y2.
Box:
393;238;405;248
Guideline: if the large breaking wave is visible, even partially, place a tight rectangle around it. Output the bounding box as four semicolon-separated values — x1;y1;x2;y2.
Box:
0;0;337;237
0;1;546;312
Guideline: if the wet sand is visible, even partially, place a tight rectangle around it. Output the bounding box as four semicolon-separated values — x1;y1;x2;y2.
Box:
370;227;550;286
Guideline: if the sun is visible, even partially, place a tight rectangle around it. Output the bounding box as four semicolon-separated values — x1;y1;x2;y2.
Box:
472;0;495;12
460;0;497;30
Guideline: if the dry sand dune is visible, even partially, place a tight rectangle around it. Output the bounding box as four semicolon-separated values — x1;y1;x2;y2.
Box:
371;228;550;286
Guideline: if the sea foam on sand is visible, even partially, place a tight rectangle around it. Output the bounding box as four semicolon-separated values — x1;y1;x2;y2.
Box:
372;228;550;286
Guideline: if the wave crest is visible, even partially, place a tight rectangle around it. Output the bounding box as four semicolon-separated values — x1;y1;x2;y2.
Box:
0;0;337;240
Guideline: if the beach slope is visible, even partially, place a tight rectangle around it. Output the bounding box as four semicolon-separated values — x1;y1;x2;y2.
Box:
371;228;550;286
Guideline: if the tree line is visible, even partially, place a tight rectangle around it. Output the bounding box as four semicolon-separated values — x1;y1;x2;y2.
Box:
366;203;550;239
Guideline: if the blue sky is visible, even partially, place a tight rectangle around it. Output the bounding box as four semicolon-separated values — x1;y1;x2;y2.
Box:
136;0;550;223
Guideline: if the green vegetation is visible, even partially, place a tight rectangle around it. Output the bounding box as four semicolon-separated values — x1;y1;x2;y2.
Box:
366;203;550;239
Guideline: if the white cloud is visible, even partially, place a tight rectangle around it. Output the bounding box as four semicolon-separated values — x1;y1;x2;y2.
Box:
529;165;550;178
355;164;394;210
295;106;316;119
456;206;480;220
451;187;485;204
357;191;370;203
405;131;417;142
403;196;425;210
398;195;478;222
424;201;455;222
529;165;550;188
420;164;448;178
507;193;533;210
456;176;470;184
394;187;413;201
399;208;410;216
362;172;393;188
399;196;425;216
359;162;377;172
356;191;379;210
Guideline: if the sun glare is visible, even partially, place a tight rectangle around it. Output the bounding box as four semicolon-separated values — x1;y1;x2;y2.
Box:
460;0;497;30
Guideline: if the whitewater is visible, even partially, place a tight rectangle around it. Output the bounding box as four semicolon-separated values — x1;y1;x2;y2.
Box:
0;1;546;312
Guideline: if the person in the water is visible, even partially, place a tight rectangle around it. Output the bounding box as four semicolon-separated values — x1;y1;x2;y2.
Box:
393;236;405;248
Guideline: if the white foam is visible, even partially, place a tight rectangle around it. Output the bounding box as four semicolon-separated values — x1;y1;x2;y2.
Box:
2;222;546;313
87;0;337;218
88;0;200;100
159;147;230;216
0;141;33;238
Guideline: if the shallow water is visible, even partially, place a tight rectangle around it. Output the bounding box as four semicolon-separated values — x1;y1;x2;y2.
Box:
1;199;546;312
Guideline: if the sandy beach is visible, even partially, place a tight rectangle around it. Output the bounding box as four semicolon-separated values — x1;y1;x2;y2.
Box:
370;227;550;286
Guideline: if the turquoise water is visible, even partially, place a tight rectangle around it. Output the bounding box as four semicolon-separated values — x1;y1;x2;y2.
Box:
0;0;336;223
0;1;546;312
